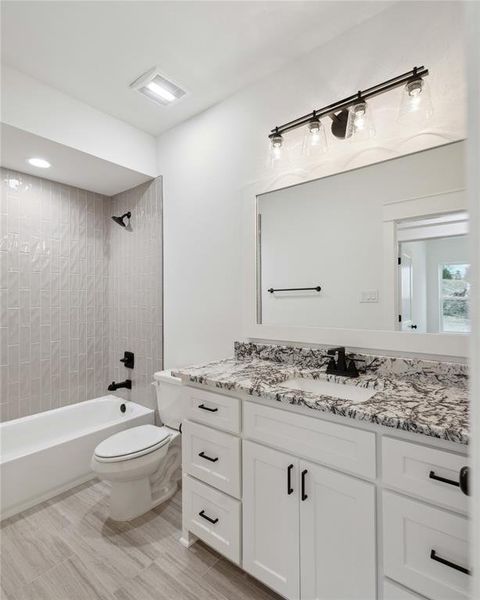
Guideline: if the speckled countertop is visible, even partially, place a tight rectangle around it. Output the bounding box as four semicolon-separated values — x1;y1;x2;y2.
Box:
173;342;469;445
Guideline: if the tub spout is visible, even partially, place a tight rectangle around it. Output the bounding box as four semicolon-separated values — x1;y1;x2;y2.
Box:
108;380;132;391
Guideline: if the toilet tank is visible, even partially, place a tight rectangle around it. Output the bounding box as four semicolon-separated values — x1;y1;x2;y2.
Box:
153;370;186;430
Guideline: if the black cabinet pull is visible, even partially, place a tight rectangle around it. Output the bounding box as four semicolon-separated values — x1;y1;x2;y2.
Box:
301;469;308;501
430;550;471;575
199;510;219;524
287;464;294;495
199;451;219;463
198;404;218;413
459;466;470;496
429;470;460;487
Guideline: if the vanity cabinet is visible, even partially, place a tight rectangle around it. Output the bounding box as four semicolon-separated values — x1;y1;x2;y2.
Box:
180;385;469;600
243;441;300;599
242;440;376;599
300;459;376;600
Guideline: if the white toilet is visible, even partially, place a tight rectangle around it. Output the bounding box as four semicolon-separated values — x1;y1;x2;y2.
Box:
91;370;186;521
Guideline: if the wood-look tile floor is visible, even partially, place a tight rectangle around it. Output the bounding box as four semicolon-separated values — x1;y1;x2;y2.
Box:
0;480;282;600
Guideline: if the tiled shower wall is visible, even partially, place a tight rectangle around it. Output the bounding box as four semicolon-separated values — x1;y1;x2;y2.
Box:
0;169;163;421
0;169;109;421
107;179;163;411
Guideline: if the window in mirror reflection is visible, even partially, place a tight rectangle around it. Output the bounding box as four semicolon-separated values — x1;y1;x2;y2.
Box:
440;263;470;333
398;229;469;334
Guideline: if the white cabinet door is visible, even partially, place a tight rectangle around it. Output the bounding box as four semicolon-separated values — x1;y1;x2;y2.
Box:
300;460;376;600
243;440;300;600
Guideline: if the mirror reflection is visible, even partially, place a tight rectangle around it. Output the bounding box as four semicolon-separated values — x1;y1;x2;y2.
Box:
398;214;469;333
257;141;468;334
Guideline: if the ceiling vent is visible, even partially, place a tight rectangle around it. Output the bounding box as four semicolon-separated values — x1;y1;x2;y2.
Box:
129;67;186;106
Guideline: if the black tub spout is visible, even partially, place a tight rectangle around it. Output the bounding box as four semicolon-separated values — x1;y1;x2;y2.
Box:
108;380;132;391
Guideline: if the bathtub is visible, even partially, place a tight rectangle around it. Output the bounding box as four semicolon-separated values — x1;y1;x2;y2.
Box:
0;396;154;520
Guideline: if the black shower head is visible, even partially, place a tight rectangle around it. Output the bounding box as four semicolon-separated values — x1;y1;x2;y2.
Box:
111;212;131;227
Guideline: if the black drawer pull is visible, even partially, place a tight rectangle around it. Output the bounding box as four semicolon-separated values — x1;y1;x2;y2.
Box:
199;510;218;525
301;469;308;501
287;464;294;495
199;451;219;463
429;470;460;487
459;466;470;496
198;404;218;413
430;550;471;575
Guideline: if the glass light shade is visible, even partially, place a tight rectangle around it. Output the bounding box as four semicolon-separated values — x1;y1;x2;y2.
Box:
268;133;286;168
302;119;327;157
398;77;433;123
345;100;375;140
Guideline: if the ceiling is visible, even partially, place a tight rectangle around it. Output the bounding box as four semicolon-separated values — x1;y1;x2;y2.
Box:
1;124;152;196
1;1;392;136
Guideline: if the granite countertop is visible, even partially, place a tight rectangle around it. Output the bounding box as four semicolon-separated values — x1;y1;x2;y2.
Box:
173;354;469;445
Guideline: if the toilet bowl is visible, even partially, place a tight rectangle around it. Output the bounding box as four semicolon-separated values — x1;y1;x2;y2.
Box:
91;370;186;521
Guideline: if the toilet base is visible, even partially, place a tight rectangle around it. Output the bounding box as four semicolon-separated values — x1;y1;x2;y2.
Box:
109;478;179;521
106;438;181;522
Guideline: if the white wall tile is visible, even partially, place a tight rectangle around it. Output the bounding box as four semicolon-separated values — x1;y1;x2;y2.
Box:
107;178;163;412
0;169;163;420
0;169;110;419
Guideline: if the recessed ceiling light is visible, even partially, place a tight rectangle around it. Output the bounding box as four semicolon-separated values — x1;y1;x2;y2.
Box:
27;157;51;168
130;67;186;107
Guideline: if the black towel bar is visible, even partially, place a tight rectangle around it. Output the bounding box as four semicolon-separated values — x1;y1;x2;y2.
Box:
268;286;321;294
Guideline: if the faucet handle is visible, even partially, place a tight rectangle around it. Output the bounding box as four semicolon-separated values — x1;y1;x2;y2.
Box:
346;360;360;378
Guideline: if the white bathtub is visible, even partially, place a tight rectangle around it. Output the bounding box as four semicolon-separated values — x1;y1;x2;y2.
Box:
0;396;154;520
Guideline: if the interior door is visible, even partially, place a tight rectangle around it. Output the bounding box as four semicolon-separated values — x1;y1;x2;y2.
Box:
243;440;300;600
300;460;376;600
400;251;416;330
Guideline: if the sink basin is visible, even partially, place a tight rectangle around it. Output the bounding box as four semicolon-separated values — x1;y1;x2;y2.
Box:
279;378;377;403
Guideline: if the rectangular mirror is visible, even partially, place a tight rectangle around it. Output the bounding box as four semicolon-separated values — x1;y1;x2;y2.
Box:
256;140;468;335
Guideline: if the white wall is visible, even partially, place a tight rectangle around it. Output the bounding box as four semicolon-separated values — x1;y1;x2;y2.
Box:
259;171;383;330
157;1;466;368
1;66;158;178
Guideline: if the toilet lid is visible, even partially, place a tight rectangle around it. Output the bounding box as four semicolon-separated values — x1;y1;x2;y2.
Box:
94;425;171;461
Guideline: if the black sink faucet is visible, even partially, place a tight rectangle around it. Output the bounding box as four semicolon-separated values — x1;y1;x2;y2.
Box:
326;347;360;378
108;379;132;391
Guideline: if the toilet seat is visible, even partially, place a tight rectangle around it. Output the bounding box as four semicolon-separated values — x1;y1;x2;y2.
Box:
94;425;172;463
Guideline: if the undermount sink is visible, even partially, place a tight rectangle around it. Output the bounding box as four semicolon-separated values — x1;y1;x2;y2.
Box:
279;378;377;403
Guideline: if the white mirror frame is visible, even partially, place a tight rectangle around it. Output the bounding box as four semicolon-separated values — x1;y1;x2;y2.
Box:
242;159;469;359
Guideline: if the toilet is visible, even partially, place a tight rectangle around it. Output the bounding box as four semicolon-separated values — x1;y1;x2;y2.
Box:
91;370;186;521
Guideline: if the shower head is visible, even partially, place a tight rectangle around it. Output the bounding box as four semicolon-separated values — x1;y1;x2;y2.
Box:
111;212;131;227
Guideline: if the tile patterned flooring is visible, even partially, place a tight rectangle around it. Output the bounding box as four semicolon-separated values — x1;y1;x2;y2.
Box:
0;480;281;600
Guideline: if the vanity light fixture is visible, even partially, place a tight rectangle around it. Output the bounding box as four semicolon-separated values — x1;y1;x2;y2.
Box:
27;157;51;169
269;65;430;158
269;128;285;166
398;68;433;122
302;112;328;156
345;95;375;140
130;67;186;107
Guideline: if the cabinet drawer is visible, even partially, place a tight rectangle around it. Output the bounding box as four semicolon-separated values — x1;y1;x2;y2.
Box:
382;437;468;514
182;475;241;564
182;420;241;498
383;579;427;599
185;386;241;433
244;401;376;479
383;491;470;600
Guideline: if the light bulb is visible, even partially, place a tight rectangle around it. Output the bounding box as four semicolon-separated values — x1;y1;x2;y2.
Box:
269;132;284;166
398;77;433;123
345;100;375;140
302;118;327;157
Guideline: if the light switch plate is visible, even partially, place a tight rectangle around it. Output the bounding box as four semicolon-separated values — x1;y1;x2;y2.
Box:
361;290;379;303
